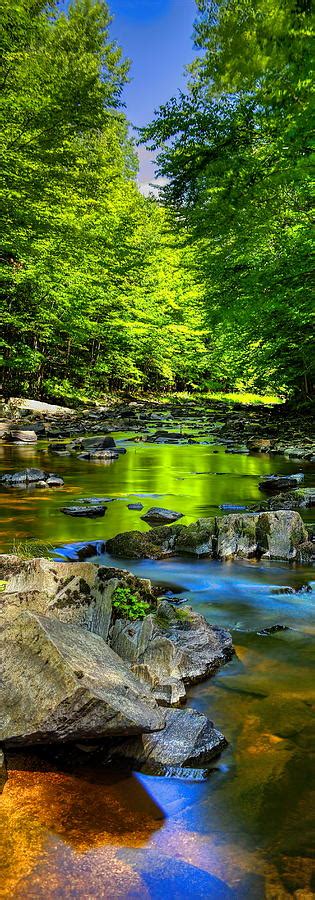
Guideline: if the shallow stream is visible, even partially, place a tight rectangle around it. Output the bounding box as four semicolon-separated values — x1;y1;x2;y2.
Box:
1;428;314;898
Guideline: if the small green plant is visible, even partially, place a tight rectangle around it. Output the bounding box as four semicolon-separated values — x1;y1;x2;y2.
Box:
112;586;151;621
0;580;7;592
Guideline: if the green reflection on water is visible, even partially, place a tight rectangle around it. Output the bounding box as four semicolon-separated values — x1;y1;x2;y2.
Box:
0;438;313;551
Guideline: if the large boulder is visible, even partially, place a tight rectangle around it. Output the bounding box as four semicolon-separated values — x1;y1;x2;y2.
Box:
0;611;165;746
106;510;308;562
0;558;115;640
106;525;182;560
110;707;226;770
256;510;308;559
110;600;233;706
174;517;216;556
216;514;257;559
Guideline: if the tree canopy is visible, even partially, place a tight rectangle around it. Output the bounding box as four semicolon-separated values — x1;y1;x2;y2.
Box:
1;0;313;401
142;0;314;398
0;0;206;401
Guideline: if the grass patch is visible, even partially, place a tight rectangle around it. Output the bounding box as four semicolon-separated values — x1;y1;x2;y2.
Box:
8;539;55;559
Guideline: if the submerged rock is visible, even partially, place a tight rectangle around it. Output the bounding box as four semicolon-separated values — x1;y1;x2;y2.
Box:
110;600;233;706
61;505;106;517
258;624;290;635
0;611;165;746
128;502;144;510
78;449;119;460
46;475;64;487
0;468;64;486
110;707;226;769
48;442;69;452
141;507;183;525
0;467;46;484
259;473;304;493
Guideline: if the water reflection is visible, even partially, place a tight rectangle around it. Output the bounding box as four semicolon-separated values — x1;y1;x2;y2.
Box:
0;438;314;550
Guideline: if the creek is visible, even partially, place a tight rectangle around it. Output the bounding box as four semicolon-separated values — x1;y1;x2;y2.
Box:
1;428;314;898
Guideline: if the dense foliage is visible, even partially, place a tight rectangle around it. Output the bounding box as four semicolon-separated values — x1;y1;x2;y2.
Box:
1;0;313;401
0;0;206;400
142;0;314;398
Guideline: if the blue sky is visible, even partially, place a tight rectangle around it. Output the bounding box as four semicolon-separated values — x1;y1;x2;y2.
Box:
104;0;197;189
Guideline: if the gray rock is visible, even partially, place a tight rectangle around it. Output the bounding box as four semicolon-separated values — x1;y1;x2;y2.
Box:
141;507;183;525
256;510;307;560
216;514;257;559
72;436;116;451
268;488;315;510
78;450;119;460
61;505;106;517
296;541;315;564
107;510;307;562
110;707;226;769
0;611;165;746
110;600;233;705
0;467;46;485
128;503;144;510
6;429;37;443
284;447;314;459
174;518;215;556
259;473;304;493
48;443;68;452
46;476;64;487
106;526;181;559
0;557;115;640
258;624;289;635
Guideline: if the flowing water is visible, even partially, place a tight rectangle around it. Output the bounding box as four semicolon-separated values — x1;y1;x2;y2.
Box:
1;432;314;898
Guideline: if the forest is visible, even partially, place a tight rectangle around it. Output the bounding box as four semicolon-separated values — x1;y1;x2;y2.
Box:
1;0;313;402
